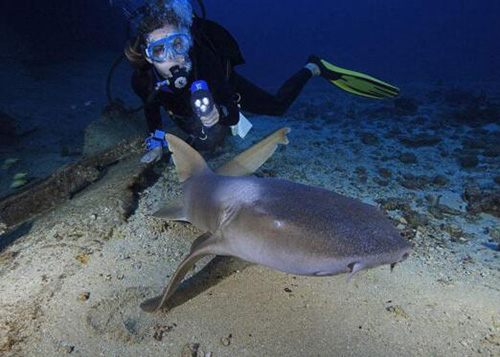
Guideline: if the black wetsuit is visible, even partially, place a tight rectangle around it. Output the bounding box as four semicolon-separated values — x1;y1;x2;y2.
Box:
132;18;312;151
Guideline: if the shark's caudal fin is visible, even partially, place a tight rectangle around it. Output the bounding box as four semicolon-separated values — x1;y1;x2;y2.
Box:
216;127;291;176
165;134;211;182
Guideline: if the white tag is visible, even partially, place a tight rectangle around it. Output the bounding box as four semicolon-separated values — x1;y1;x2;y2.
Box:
231;112;253;139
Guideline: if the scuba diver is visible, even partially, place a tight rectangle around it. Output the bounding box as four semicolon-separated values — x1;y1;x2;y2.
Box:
116;0;399;162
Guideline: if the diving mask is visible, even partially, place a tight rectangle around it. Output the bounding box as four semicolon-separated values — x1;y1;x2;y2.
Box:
145;33;191;62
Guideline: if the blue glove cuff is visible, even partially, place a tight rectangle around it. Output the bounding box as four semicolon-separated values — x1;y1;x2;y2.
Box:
145;130;168;151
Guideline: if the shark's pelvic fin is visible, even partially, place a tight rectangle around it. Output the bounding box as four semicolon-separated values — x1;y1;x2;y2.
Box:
165;134;211;182
216;127;291;176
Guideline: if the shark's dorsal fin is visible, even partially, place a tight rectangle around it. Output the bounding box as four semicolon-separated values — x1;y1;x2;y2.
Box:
165;134;210;182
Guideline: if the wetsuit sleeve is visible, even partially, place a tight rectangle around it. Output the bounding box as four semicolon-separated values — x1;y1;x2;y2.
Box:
132;70;162;133
216;96;239;126
196;49;240;126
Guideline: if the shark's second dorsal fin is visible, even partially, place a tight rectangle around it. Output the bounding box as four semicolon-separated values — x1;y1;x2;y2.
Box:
165;134;210;182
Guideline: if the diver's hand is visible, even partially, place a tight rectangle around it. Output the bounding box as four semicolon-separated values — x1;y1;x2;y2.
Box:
140;146;163;164
200;106;220;127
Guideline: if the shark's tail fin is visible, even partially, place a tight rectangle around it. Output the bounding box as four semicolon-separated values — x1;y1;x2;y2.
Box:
165;134;211;182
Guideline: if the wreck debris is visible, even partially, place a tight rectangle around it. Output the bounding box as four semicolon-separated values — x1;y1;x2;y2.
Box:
0;137;144;233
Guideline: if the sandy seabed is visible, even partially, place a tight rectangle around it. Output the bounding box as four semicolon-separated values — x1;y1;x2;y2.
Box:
1;62;500;356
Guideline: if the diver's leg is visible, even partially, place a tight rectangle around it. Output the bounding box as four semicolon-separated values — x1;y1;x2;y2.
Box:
230;68;312;116
192;124;230;153
176;115;229;153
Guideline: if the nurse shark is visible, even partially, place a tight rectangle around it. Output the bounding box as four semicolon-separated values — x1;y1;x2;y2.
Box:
141;128;411;312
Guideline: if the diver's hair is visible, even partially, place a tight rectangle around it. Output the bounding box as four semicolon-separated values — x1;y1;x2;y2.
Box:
125;37;148;69
124;0;194;68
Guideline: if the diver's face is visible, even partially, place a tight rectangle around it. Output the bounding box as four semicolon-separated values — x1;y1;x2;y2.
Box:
145;25;188;78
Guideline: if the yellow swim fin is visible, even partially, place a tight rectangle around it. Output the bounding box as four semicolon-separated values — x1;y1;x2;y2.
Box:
308;55;400;99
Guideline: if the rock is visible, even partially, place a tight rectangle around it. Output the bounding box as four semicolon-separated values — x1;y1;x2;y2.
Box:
75;254;90;264
355;167;367;175
386;305;410;319
439;149;449;157
483;145;500;157
221;335;232;346
398;135;441;148
483;333;500;347
302;103;321;120
458;155;479;169
378;167;392;178
180;343;200;357
360;132;379;146
394;97;419;116
462;185;500;217
77;292;90;301
1;158;19;170
488;227;500;249
399;228;416;241
0;222;7;235
257;169;277;177
153;325;173;341
427;195;462;219
376;198;412;212
432;175;449;186
453;101;500;126
373;177;389;186
444;224;466;242
403;210;429;228
354;167;368;183
0;250;18;263
462;137;487;150
308;124;322;131
399;174;431;190
398;153;418;164
0;110;18;145
428;205;444;220
60;342;75;354
83;102;147;157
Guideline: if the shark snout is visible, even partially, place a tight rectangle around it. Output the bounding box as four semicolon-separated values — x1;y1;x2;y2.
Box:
388;246;412;272
347;246;411;278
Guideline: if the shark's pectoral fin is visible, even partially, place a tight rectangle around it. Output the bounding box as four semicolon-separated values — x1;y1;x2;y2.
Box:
140;232;220;313
152;199;187;221
215;127;291;176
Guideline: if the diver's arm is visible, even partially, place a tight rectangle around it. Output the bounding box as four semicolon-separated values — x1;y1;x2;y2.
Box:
216;100;239;126
144;105;163;133
132;70;163;132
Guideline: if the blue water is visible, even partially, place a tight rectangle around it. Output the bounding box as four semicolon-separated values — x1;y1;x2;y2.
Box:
4;0;500;83
1;0;499;200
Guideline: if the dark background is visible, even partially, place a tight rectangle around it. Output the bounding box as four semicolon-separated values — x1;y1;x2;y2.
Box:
3;0;499;86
